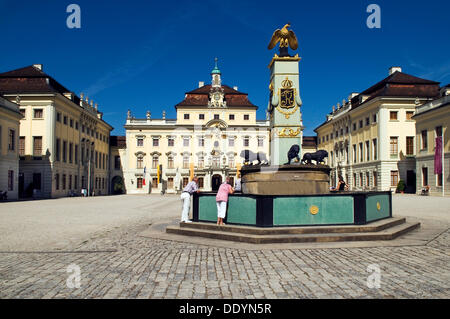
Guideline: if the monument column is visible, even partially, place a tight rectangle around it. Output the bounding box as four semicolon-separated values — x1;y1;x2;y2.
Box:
267;24;304;165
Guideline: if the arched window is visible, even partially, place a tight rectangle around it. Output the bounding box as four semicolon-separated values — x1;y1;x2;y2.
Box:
152;155;159;169
136;154;144;169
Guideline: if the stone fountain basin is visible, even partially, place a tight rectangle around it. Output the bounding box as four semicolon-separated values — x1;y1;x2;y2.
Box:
240;164;332;195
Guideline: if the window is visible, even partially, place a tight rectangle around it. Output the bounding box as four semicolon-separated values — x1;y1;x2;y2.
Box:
73;145;78;164
56;139;61;161
390;137;398;157
366;117;370;126
406;137;414;156
353;123;356;131
137;178;143;189
168;137;175;147
153;138;159;147
136;155;144;169
391;171;399;187
366;172;370;187
198;137;205;147
373;114;377;123
214;114;219;120
34;109;43;119
346;126;349;134
243;137;249;147
182;177;189;188
353;173;357;189
20;109;26;118
33;137;42;157
183;156;189;169
63;116;68;125
390;111;398;120
152;156;159;169
359;143;363;162
373;171;378;187
360;173;363;187
372;139;377;160
258;137;264;147
198;156;204;169
8;170;14;191
353;144;357;163
75;122;79;130
95;151;98;168
199;114;205;120
74;175;78;190
244;114;250;121
198;177;204;189
62;174;66;190
137;137;144;147
114;156;121;170
366;141;370;161
228;138;235;147
19;137;25;156
359;120;363;129
436;126;443;137
421;130;428;149
229;114;235;120
152;178;158;189
168;156;174;169
168;177;174;189
55;173;60;190
56;113;61;122
8;129;15;151
437;173;443;187
406;111;414;120
228;155;235;168
422;167;428;186
69;143;73;163
69;175;72;190
184;113;190;120
183;138;189;147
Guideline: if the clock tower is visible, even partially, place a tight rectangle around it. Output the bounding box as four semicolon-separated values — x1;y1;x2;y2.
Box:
209;58;226;108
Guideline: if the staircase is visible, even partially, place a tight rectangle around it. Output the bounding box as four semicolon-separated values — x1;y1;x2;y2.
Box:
166;217;420;244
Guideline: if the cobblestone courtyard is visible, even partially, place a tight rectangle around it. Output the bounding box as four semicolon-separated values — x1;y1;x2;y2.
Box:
0;194;449;299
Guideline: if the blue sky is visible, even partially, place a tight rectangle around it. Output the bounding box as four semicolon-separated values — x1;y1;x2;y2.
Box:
1;0;449;136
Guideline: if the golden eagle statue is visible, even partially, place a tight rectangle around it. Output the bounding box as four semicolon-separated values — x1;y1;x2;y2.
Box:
268;23;298;51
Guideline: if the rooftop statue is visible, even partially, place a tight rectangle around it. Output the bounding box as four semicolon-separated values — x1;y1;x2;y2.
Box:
268;23;298;56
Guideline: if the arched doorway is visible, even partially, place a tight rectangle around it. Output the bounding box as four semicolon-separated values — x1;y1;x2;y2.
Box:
111;176;125;194
211;174;222;192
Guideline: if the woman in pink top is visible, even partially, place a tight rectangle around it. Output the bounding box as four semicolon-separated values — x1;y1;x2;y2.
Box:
216;177;234;226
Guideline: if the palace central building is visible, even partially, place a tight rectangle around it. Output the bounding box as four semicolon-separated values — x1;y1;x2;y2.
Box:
122;61;271;193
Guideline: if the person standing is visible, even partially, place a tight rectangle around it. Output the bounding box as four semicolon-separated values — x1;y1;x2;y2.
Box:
180;177;199;223
216;177;235;226
337;175;348;191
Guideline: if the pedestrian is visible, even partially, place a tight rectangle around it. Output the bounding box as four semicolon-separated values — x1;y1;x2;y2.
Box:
216;177;235;226
337;175;348;191
180;177;199;223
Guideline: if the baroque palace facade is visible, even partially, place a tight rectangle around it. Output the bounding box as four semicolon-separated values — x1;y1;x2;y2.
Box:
0;64;113;198
314;67;444;193
120;62;271;194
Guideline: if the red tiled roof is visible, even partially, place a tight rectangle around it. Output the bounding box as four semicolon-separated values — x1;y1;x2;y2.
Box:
176;84;257;108
351;71;440;109
0;65;73;96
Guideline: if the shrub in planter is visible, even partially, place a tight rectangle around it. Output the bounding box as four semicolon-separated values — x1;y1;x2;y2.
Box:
396;180;406;193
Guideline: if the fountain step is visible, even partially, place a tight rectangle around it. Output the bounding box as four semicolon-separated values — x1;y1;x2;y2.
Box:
179;217;406;235
166;220;420;244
